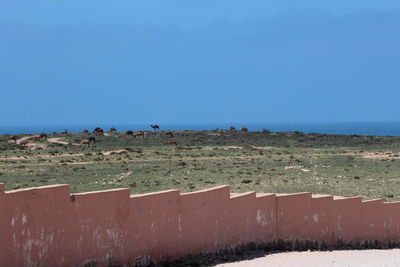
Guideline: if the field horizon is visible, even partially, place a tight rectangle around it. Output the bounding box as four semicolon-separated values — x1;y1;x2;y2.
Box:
2;121;400;136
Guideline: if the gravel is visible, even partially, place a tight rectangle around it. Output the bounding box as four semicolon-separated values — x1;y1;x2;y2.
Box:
217;249;400;267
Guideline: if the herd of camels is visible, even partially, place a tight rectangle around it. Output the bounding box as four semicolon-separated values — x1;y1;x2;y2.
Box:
6;125;249;148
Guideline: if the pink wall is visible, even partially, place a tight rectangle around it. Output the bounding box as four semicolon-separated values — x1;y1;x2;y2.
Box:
0;183;399;266
276;193;312;241
333;196;363;243
254;193;276;243
128;189;181;263
310;194;334;245
361;199;385;243
383;201;400;243
0;183;6;265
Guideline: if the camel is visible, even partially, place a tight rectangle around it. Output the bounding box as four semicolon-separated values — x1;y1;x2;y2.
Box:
166;138;177;145
18;140;29;148
80;136;95;147
240;127;248;132
151;124;160;131
80;140;91;147
134;131;144;138
8;135;20;143
93;127;104;135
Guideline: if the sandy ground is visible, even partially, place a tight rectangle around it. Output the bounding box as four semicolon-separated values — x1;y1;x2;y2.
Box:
47;137;81;146
14;135;47;149
217;249;400;267
362;152;400;160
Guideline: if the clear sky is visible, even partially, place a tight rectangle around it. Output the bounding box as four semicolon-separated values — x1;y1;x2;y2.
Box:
1;0;400;126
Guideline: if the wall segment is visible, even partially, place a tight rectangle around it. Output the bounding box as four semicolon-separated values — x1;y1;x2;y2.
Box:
0;183;399;266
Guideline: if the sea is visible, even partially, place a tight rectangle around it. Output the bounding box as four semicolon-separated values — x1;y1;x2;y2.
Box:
1;122;400;136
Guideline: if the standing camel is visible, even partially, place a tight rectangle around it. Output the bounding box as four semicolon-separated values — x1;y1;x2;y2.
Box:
240;127;248;132
80;136;95;147
134;131;144;138
151;124;160;131
80;140;91;147
18;140;29;148
8;135;20;143
93;127;104;135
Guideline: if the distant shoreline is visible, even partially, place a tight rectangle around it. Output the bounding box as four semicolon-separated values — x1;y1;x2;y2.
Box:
1;122;400;136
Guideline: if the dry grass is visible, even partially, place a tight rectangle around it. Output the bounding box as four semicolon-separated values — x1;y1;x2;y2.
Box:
1;131;400;201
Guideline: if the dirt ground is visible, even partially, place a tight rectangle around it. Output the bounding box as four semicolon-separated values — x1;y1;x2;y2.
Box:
3;130;400;200
217;249;400;267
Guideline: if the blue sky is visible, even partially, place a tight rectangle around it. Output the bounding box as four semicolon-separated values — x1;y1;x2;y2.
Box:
1;1;400;126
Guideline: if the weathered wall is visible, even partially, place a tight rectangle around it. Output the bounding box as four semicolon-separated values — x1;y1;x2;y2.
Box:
0;183;399;266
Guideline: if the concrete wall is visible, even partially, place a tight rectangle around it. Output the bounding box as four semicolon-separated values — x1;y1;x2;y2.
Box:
1;183;400;266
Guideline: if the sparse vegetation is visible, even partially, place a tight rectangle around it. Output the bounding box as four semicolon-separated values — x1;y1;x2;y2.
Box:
0;130;400;201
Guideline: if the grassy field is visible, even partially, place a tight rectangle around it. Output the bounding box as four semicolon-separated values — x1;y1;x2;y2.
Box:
1;130;400;201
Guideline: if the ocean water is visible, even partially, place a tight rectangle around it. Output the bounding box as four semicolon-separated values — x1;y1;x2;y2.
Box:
1;122;400;136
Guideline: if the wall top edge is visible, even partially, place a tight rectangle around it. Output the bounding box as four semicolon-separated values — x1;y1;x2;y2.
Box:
73;187;130;196
180;185;230;196
131;189;181;198
276;192;312;197
230;191;256;199
5;184;70;194
2;184;400;205
256;192;276;198
312;194;333;199
362;198;384;203
333;195;363;201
